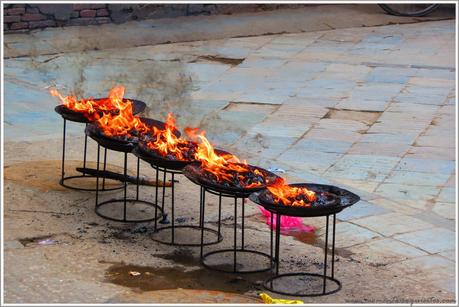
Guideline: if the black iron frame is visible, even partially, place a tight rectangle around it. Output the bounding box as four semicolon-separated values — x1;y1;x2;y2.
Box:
199;187;274;274
94;144;163;223
151;166;223;247
60;118;123;191
263;212;341;296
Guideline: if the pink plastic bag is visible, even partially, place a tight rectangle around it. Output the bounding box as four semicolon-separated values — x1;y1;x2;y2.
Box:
259;206;315;233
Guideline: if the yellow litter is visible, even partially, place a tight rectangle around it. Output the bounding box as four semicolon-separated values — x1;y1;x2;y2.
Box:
259;293;304;304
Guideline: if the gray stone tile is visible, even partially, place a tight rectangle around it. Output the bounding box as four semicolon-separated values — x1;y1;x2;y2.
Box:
316;222;382;248
387;255;455;292
437;187;455;203
395;158;455;174
278;149;343;175
375;183;440;201
394;228;455;254
337;200;391;221
348;238;428;265
384;171;450;187
352;213;434;237
432;202;455;220
325;155;400;182
291;138;353;154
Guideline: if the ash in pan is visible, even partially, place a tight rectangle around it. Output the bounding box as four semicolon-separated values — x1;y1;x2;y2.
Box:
263;190;337;207
200;166;270;189
146;140;198;162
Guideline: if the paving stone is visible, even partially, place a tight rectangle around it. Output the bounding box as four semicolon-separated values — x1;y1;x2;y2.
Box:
369;197;421;216
406;146;455;160
337;200;391;221
412;211;455;232
316;222;382;248
278;149;343;175
332;179;380;194
234;134;297;160
352;212;434;237
315;118;369;132
291;138;353;154
325;155;400;181
387;255;455;293
375;183;440;201
437;187;455;203
384;170;450;187
438;250;455;261
365;67;415;84
348;142;410;157
348;238;428;265
336;98;389;112
252;43;305;58
238;56;287;68
359;133;419;145
186;62;232;83
395;158;455;174
394;228;455;254
409;77;455;88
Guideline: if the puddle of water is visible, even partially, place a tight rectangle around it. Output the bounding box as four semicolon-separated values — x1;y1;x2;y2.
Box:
104;263;255;293
286;230;318;245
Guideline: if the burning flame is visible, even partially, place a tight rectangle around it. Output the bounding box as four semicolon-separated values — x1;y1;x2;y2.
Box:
186;129;265;188
146;113;195;161
267;178;316;207
50;87;118;120
95;87;149;137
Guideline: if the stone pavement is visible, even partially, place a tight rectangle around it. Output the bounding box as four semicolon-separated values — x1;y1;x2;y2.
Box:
3;10;456;303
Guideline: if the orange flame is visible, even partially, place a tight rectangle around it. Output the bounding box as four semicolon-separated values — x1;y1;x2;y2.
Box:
267;178;316;207
186;129;265;188
95;87;149;138
146;113;195;161
50;87;118;120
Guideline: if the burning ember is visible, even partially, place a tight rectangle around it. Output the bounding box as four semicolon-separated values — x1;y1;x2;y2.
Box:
145;113;197;161
50;87;121;121
95;87;150;141
267;178;317;207
186;129;270;189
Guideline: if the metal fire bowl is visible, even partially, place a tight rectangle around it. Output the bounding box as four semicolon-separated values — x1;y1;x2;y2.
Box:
249;183;360;217
54;98;146;123
183;163;280;198
85;117;172;153
134;141;196;171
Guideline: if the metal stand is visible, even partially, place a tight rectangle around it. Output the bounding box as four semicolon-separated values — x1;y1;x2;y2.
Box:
263;213;341;296
151;167;223;246
94;145;163;223
200;188;273;274
60;119;123;191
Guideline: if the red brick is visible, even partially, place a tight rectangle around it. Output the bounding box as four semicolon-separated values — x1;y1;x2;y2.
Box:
4;15;21;23
28;19;56;29
96;8;109;17
7;8;25;15
80;9;96;18
21;13;46;21
73;4;92;10
10;22;28;30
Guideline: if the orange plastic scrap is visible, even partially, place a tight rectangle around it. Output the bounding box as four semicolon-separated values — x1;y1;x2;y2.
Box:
259;293;304;304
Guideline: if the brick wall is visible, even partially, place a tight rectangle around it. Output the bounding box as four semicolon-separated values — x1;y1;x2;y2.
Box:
3;3;310;32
